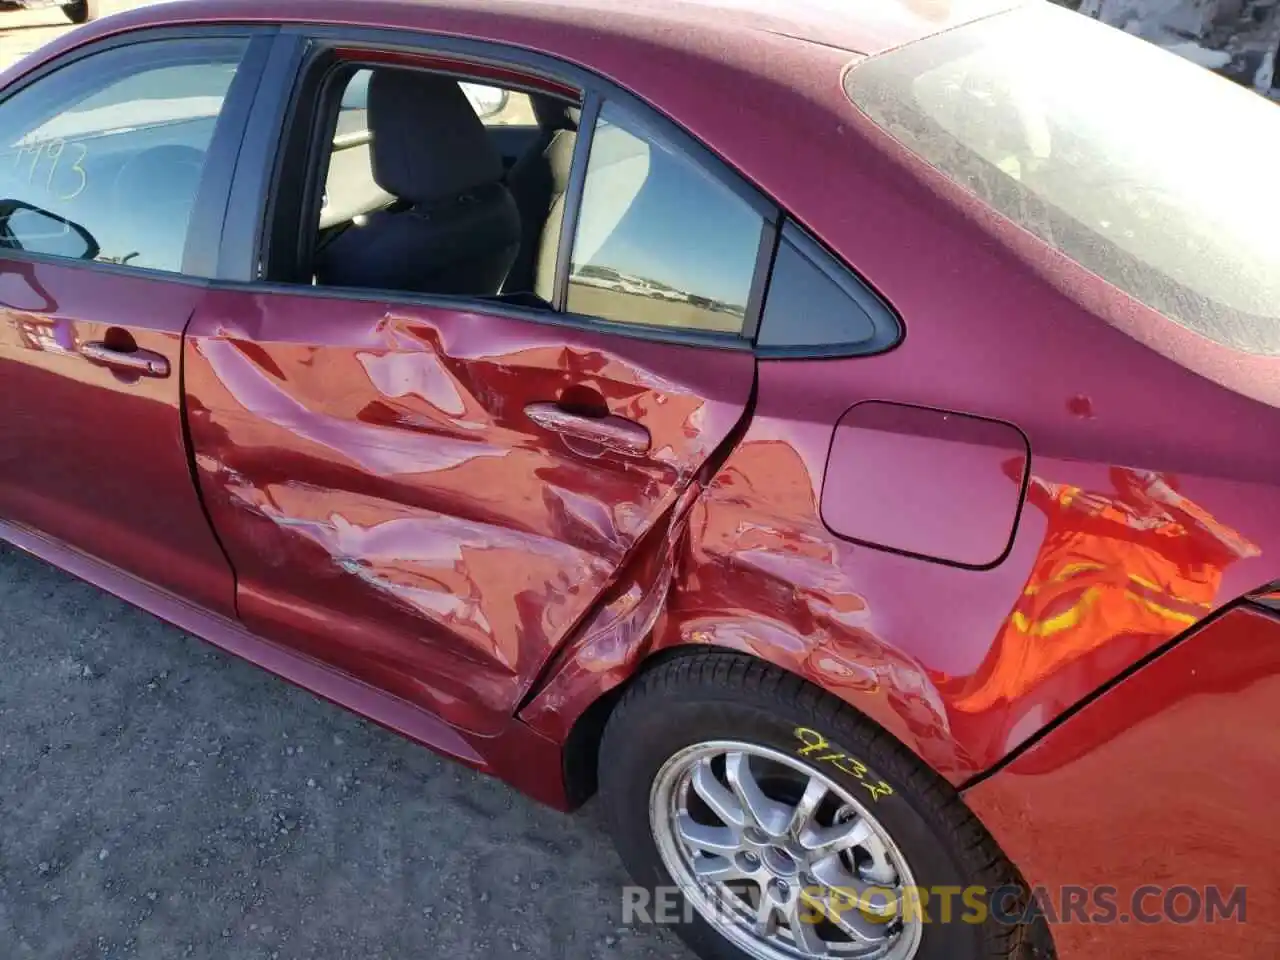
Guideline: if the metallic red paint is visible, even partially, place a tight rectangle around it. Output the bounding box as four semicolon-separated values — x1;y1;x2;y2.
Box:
0;259;233;615
518;478;704;739
183;288;753;737
664;427;1270;779
966;605;1280;960
4;0;1017;90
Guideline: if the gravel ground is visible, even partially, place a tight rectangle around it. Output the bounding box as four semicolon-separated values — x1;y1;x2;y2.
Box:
0;543;690;960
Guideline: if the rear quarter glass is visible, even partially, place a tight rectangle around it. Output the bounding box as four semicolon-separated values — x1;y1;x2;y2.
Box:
755;222;901;357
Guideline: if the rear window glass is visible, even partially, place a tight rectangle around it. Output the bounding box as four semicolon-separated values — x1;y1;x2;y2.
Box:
844;4;1280;355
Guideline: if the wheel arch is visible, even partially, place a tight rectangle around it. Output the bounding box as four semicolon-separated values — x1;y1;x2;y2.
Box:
553;640;955;812
559;645;703;808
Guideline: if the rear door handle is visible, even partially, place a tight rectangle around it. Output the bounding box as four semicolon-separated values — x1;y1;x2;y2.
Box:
81;341;170;378
525;402;651;456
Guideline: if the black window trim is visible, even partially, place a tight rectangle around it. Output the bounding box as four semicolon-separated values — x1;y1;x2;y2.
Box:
220;24;780;352
0;24;277;285
742;219;781;343
218;29;309;285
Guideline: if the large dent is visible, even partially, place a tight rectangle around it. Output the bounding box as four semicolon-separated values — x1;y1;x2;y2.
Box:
184;294;753;735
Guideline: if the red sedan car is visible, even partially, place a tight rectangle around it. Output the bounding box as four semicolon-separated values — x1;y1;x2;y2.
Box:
1;1;1278;958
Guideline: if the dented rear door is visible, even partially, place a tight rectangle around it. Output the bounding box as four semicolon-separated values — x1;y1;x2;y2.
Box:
182;292;753;734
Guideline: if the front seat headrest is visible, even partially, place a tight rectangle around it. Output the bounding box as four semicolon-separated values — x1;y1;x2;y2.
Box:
367;69;504;206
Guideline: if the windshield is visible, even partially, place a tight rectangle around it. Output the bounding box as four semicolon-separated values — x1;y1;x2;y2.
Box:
845;3;1280;355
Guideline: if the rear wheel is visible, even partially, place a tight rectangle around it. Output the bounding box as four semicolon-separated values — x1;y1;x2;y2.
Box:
62;0;97;24
599;653;1037;960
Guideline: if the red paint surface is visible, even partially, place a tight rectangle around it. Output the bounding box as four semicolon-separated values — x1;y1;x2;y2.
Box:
184;288;752;736
966;605;1280;960
519;479;702;738
0;260;232;614
2;0;1018;91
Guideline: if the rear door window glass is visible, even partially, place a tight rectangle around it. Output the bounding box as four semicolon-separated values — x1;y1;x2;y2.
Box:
337;69;533;134
566;102;764;334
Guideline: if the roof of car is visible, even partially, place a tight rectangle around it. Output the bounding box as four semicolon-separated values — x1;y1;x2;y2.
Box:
71;0;1022;59
6;0;1027;244
0;0;1029;315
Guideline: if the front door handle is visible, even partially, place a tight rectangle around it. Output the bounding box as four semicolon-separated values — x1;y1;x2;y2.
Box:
81;341;170;378
525;402;651;456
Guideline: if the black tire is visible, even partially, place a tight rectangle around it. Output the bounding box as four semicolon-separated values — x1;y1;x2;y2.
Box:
599;652;1040;960
62;0;97;24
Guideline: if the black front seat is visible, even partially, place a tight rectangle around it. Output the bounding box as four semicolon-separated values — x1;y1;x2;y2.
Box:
317;70;521;296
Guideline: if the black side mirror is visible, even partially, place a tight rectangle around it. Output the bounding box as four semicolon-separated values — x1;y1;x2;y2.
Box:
0;199;100;261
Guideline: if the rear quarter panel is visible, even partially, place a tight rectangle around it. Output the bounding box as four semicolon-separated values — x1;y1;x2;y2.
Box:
621;64;1280;781
524;60;1280;784
964;604;1280;959
646;338;1280;782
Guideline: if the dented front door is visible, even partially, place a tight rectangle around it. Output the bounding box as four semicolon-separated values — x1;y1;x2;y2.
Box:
183;290;753;734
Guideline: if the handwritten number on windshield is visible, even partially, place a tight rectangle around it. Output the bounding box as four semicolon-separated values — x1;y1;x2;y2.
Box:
10;139;88;202
55;143;88;201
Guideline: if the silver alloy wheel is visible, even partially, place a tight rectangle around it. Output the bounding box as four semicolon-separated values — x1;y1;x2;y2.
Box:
650;741;922;960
